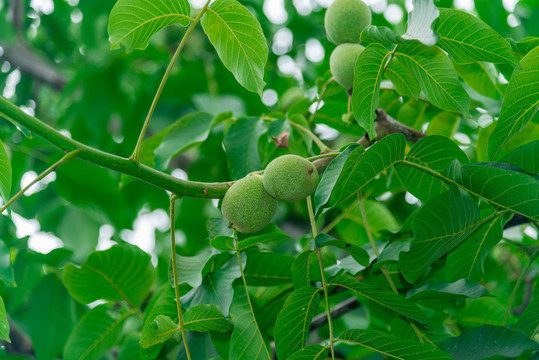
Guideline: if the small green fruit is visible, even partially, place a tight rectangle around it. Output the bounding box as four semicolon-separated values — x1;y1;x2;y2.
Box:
324;0;371;44
263;155;319;202
221;175;277;233
329;43;365;89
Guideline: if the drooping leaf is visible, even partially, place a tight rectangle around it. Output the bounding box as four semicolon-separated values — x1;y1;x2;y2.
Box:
352;43;391;138
62;244;155;306
154;112;214;170
237;229;289;251
63;304;132;360
183;304;233;332
289;345;329;360
426;112;460;138
243;252;293;286
453;61;503;99
435;9;518;65
108;0;191;51
0;240;15;286
501;140;539;174
337;329;453;359
229;287;271;360
488;46;539;159
170;249;213;288
223;117;266;179
329;274;427;324
210;236;236;251
315;234;370;267
399;188;481;283
445;214;505;281
396;44;470;115
439;325;539;360
0;297;9;343
140;315;178;349
201;0;268;95
514;288;539;339
385;59;421;100
406;279;486;301
331;134;406;207
0;139;11;205
395;135;469;202
292;251;314;289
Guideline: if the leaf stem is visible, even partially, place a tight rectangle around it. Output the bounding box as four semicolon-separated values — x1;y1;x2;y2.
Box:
308;76;334;124
0;149;80;213
307;195;336;360
290;122;332;153
170;194;192;360
131;0;212;164
503;251;538;325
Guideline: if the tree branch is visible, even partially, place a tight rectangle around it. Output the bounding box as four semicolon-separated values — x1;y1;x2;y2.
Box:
310;297;360;331
358;109;426;147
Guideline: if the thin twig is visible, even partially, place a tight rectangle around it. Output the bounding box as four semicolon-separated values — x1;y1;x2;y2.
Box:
503;251;538;325
290;122;332;153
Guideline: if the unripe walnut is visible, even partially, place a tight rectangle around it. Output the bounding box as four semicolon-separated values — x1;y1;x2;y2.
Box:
263;155;319;202
221;175;277;233
329;43;365;89
324;0;371;44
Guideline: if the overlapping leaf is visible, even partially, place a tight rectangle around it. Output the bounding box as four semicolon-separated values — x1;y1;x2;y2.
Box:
514;289;539;338
201;0;268;95
488;46;539;159
352;44;390;138
316;234;369;267
396;44;470;115
406;279;486;301
223;117;266;179
453;61;503;99
244;252;293;286
0;296;9;343
169;249;213;288
292;251;314;289
274;287;321;360
501;140;539;174
140;315;178;348
289;345;329;360
62;244;155;306
108;0;191;51
385;59;421;100
337;329;453;359
0;139;11;204
184;304;233;332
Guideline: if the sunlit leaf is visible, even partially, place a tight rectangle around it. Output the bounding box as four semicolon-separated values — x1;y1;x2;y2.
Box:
0;297;9;343
406;279;486;301
385;59;420;100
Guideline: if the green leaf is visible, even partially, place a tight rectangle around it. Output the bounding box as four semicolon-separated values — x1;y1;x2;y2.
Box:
154;112;214;170
140;315;178;349
488;46;539;159
457;297;505;327
0;139;11;204
514;288;539;338
385;59;421;100
396;44;470;115
453;61;503;99
292;251;314;289
229;286;271;360
395;135;469;202
244;252;293;286
406;279;486;301
289;345;329;360
329;274;427;324
29;274;76;360
170;249;213;288
445;214;505;282
108;0;191;51
184;304;233;332
314;144;363;214
426;112;460;138
446;161;539;220
399;188;481;283
178;331;220;360
0;296;9;343
337;329;453;359
315;234;370;267
439;325;539;360
351;44;391;138
64;304;131;360
331;134;406;207
274;287;321;360
201;0;268;95
210;236;236;251
224;117;266;179
0;240;15;286
62;244;155;306
501;140;539;174
237;229;289;251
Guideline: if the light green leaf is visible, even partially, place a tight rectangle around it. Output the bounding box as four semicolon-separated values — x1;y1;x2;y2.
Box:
435;9;518;65
237;229;289;251
329;274;427;324
0;297;9;343
514;289;539;338
224;117;266;179
445;214;505;282
184;304;233;332
0;139;11;204
396;44;470;115
292;251;314;289
352;44;391;138
154;112;214;170
440;325;539;360
395;135;469;202
453;61;503;99
400;188;481;283
62;244;155;306
361;26;416;44
0;240;15;287
488;46;539;159
201;0;268;95
426;112;460;138
406;279;486;301
210;236;236;251
331;134;406;207
64;304;132;360
501;140;539;174
289;345;329;360
274;287;321;360
108;0;191;51
385;59;421;100
337;329;453;359
229;286;271;360
315;234;370;267
244;252;293;286
170;249;213;288
140;315;178;349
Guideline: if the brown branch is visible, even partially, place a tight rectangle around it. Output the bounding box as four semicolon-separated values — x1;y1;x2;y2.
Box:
358;109;426;147
310;297;360;331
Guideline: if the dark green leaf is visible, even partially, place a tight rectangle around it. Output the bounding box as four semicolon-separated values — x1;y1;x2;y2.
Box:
178;331;220;360
108;0;191;51
0;139;11;204
406;279;486;301
514;289;539;338
201;0;268;95
292;251;314;289
62;244;155;306
170;249;214;288
244;252;293;286
501;140;539;174
224;117;266;179
140;315;178;349
289;345;329;360
184;304;233;332
316;234;369;267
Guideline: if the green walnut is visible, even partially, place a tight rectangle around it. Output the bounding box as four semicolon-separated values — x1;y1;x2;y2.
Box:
329;43;365;89
324;0;371;44
221;175;277;233
263;154;319;202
